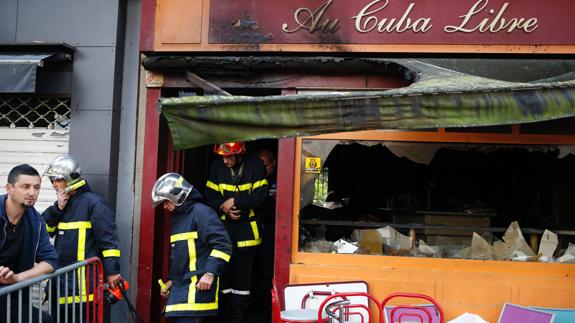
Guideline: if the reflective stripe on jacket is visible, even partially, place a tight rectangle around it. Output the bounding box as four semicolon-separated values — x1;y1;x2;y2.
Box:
166;190;232;317
42;186;120;303
205;154;268;249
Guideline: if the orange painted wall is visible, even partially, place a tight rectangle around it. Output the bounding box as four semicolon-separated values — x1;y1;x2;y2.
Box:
289;255;575;322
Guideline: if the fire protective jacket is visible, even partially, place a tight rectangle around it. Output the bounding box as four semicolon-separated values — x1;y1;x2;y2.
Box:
166;188;232;317
205;154;268;249
42;185;120;304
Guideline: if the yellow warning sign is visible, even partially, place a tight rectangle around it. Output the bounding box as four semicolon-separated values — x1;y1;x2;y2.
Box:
304;157;321;173
145;71;164;88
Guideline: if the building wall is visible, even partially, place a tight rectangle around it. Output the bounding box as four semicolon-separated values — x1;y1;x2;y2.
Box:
0;0;124;205
0;1;140;321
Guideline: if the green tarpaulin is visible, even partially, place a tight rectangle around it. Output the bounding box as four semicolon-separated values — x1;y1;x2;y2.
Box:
159;59;575;150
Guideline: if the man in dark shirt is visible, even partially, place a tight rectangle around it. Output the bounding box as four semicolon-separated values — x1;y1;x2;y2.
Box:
0;213;24;273
0;164;58;323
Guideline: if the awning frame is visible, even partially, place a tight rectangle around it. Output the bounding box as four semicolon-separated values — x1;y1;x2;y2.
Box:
143;56;575;149
0;43;74;94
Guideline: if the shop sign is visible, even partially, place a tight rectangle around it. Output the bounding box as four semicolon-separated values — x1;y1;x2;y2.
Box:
209;0;575;45
304;157;322;173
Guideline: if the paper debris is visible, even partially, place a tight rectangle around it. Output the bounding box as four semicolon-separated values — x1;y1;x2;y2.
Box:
377;226;412;250
538;230;558;257
418;239;440;256
492;240;513;260
503;221;535;256
454;246;471;259
304;240;334;253
538;256;553;263
447;312;489;323
558;243;575;263
471;233;493;260
334;239;359;254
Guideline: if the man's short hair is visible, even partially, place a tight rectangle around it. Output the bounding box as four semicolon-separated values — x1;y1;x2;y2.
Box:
8;164;40;184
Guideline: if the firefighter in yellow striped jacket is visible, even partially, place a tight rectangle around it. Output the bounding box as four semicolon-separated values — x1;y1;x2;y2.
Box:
205;142;268;323
42;155;121;323
153;173;232;323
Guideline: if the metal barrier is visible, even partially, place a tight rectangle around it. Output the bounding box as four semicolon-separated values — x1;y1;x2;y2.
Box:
0;257;104;323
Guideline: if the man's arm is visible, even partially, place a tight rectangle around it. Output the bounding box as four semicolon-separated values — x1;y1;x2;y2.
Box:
0;262;54;284
35;215;59;270
234;159;268;211
90;198;122;286
42;202;64;237
197;205;232;289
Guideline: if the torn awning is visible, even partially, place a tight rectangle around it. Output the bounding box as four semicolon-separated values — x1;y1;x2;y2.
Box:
159;59;575;150
0;53;55;93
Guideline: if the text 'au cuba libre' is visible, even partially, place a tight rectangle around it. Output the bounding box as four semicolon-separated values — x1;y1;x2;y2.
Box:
282;0;539;34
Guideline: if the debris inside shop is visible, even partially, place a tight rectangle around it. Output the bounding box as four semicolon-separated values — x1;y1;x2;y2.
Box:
299;139;575;263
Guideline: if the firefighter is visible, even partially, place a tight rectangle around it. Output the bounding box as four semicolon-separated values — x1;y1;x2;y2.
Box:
153;173;232;323
42;155;121;323
205;142;268;323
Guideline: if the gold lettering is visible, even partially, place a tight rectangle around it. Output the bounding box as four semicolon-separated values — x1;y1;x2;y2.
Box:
487;3;510;32
523;18;539;32
444;0;488;33
353;0;432;34
352;0;389;33
282;0;339;33
445;0;539;34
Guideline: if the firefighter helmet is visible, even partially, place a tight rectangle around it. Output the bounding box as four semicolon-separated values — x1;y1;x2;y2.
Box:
43;155;83;186
151;173;192;208
213;142;246;156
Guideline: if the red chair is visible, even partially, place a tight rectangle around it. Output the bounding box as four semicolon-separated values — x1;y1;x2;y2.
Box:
326;301;371;323
318;292;383;323
380;292;444;323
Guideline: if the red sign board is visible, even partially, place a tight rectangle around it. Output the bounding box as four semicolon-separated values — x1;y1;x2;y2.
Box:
209;0;575;45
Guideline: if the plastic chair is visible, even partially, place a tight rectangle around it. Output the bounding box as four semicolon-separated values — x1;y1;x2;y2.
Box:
284;280;368;311
325;300;371;323
381;292;444;323
318;292;383;323
272;279;329;323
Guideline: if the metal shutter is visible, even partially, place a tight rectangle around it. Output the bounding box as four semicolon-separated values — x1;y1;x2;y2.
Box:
0;128;69;212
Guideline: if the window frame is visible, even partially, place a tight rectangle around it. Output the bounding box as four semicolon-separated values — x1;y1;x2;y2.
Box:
291;128;575;269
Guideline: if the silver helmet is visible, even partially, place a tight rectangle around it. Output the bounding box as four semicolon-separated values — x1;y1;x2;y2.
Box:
151;173;192;208
43;155;83;186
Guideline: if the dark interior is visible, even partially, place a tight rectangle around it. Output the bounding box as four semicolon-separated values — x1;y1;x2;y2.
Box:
301;141;575;252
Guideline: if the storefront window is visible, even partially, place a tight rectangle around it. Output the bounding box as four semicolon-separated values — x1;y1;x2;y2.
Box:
298;139;575;263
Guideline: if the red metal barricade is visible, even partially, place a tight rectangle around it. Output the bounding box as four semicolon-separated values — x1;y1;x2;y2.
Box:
0;257;105;323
